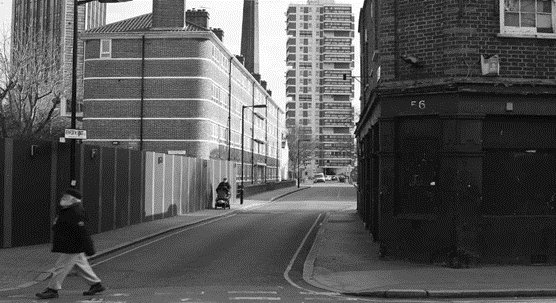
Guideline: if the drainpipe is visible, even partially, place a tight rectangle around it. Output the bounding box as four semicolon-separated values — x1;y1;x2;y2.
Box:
264;96;268;183
277;108;279;182
251;82;255;184
227;57;232;161
394;0;399;78
139;35;145;151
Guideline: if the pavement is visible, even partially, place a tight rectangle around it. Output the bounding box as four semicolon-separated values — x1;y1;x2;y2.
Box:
303;208;556;299
1;183;555;299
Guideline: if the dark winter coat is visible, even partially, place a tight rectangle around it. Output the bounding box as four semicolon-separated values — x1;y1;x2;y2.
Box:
51;204;95;256
216;181;231;192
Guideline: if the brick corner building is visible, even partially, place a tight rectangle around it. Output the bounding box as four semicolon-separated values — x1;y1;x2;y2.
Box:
81;0;286;183
357;0;556;265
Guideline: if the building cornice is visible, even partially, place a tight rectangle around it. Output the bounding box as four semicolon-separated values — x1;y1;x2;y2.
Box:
81;30;214;40
375;77;556;96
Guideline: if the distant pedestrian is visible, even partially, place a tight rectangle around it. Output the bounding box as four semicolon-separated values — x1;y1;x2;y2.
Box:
216;177;231;193
36;188;106;299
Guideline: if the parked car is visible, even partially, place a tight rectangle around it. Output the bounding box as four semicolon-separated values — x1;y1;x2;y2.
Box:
325;175;332;181
338;175;346;182
313;173;326;183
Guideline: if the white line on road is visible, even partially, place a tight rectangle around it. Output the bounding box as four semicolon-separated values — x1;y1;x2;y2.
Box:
299;292;340;295
229;297;281;300
283;213;326;293
228;291;278;294
91;214;237;267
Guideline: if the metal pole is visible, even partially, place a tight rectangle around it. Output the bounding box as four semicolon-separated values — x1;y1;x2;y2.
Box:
69;0;79;187
240;105;245;205
139;35;145;151
297;140;300;188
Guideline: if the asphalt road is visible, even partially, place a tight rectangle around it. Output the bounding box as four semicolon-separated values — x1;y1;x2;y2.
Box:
2;183;552;302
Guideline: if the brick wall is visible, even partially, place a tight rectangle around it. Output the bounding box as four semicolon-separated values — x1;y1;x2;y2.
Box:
372;0;556;83
83;35;282;163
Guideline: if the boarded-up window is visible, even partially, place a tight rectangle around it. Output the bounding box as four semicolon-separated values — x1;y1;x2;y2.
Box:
396;118;441;215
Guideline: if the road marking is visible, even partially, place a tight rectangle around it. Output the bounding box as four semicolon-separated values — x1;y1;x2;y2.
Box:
228;291;278;294
299;292;339;295
283;213;326;293
228;297;282;301
92;214;237;267
304;297;334;301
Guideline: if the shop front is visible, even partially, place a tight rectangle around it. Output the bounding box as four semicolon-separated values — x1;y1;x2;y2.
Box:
358;86;556;265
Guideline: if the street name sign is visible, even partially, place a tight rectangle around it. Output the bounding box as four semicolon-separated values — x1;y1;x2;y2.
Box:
65;129;87;140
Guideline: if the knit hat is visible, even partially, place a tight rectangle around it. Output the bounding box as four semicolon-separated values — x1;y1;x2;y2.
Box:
63;188;83;200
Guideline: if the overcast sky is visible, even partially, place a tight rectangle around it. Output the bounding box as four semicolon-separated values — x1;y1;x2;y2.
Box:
1;0;363;111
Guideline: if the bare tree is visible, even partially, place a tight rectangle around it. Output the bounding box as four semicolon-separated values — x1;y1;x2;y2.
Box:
286;126;317;177
0;29;67;139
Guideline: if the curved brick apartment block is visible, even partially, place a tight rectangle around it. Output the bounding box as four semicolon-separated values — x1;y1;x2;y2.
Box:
81;2;286;183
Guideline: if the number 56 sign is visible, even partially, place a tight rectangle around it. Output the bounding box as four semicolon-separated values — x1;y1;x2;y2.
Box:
411;100;426;109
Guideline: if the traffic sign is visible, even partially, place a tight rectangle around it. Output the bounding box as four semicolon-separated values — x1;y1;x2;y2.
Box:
65;129;87;140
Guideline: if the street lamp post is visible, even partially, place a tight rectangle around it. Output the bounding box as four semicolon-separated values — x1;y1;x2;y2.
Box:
241;104;267;204
69;0;132;187
297;139;310;188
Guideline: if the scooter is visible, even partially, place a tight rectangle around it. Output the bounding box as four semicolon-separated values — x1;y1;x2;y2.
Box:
215;188;231;209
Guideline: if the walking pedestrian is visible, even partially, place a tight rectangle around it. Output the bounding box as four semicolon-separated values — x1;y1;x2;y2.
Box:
36;188;106;299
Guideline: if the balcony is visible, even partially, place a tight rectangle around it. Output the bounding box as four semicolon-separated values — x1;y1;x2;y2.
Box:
323;7;351;14
321;54;353;62
323;14;353;22
287;45;297;54
322;37;351;46
323;22;353;31
287;37;297;45
286;86;297;96
322;87;352;95
321;46;354;54
286;102;296;110
286;53;296;62
287;6;296;15
286;69;296;78
320;120;354;127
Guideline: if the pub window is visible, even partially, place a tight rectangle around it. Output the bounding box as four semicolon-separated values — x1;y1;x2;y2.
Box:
501;0;556;35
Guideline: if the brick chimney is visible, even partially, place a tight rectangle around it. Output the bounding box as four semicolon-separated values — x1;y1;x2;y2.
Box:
211;28;224;42
186;8;209;28
152;0;186;29
261;80;267;90
253;73;261;83
235;55;244;65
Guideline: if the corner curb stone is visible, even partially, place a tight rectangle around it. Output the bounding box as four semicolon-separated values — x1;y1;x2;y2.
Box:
344;289;556;299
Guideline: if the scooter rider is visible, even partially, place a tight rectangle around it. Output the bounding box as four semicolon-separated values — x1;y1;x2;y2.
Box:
216;178;231;195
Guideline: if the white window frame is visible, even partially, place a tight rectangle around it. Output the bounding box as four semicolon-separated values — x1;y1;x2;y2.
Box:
500;0;556;38
100;39;112;58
